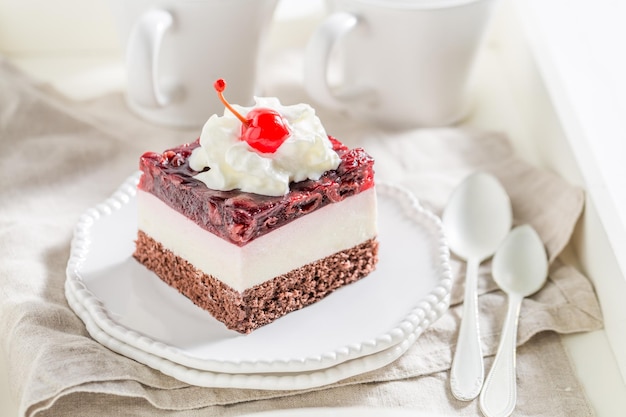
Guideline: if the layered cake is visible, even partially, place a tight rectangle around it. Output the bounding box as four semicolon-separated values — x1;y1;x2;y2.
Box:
133;80;378;333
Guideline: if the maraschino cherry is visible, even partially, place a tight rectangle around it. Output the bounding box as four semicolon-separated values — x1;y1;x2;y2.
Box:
214;79;291;154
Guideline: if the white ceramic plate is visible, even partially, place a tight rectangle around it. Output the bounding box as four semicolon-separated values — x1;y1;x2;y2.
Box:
66;173;451;376
238;407;453;417
66;281;434;390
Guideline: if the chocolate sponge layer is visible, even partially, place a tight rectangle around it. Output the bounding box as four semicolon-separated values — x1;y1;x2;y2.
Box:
133;230;379;334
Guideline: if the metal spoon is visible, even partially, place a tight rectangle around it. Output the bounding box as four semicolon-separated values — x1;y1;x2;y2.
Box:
443;172;512;401
479;225;548;417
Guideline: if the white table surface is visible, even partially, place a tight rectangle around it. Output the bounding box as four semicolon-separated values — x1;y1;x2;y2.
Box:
1;0;625;415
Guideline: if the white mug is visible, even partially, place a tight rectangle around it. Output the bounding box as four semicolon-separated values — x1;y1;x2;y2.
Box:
110;0;278;128
304;0;497;129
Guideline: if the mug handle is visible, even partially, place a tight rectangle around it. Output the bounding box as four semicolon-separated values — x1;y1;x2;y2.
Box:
126;9;173;108
304;12;375;110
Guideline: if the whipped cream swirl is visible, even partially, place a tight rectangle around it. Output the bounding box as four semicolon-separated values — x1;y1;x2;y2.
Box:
188;97;340;197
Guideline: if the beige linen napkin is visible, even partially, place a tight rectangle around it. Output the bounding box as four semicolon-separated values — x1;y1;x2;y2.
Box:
0;56;602;417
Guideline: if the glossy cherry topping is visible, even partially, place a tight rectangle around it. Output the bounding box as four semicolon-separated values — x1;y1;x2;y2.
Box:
138;136;374;246
214;79;291;154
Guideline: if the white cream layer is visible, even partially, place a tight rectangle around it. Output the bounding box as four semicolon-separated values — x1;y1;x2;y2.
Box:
137;188;377;292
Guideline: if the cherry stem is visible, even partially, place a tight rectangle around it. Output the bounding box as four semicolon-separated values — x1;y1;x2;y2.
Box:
214;79;248;126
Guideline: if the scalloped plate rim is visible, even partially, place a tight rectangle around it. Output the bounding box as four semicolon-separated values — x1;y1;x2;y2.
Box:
65;277;439;390
65;173;452;375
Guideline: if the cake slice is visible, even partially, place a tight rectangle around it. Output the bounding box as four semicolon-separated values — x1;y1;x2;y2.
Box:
133;80;378;334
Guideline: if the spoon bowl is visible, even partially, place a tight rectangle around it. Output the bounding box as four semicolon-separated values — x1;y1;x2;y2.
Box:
491;225;549;297
443;172;512;401
443;172;513;262
479;225;548;417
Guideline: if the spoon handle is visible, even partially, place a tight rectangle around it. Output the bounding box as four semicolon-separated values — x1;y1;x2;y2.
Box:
479;294;523;417
450;258;484;401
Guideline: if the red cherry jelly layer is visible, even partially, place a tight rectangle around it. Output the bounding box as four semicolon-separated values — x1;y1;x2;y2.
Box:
138;136;375;246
